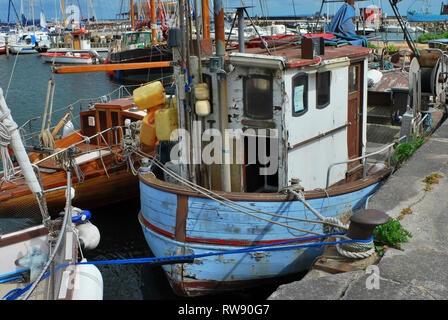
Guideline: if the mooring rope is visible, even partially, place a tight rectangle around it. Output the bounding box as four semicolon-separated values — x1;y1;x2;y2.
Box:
134;151;375;259
2;231;372;300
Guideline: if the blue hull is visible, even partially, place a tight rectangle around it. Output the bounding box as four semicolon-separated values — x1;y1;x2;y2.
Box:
407;11;448;22
138;178;382;297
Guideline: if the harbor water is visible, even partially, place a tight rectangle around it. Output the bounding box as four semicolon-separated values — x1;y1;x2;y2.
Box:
0;53;284;300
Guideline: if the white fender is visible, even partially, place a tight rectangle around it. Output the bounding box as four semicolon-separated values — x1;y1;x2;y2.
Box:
76;222;100;250
72;260;103;300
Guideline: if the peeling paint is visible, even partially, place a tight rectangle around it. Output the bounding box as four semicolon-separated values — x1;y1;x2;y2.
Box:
250;251;271;261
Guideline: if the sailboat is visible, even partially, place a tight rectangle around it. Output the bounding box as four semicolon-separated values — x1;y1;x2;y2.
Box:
135;0;393;297
0;88;103;300
9;3;51;54
0;81;147;221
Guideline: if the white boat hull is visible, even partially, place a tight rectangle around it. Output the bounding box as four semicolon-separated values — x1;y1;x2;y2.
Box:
41;54;93;64
9;45;37;54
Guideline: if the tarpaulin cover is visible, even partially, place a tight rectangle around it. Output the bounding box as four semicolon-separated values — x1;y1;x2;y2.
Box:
326;3;367;47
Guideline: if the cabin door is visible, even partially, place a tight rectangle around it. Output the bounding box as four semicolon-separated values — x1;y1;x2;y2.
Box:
347;61;363;170
73;35;81;50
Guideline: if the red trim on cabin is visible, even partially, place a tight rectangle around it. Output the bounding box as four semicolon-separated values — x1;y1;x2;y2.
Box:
139;213;317;247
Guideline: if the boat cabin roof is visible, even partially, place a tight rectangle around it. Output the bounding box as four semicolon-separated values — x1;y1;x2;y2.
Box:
231;42;371;69
93;97;134;111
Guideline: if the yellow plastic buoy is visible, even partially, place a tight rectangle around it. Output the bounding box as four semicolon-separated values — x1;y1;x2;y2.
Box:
133;81;166;111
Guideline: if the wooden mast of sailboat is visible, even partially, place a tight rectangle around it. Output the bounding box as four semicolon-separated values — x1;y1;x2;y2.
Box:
131;0;135;30
151;0;157;44
61;0;66;28
202;0;210;39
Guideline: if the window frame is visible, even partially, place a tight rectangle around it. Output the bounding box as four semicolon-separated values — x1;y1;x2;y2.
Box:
291;72;309;117
316;70;331;110
243;75;274;120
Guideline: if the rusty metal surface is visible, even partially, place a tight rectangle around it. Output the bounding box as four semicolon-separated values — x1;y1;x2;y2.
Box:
369;69;409;92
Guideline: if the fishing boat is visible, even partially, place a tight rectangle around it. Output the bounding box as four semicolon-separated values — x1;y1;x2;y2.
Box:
107;30;173;83
40;51;94;64
135;1;395;297
0;84;148;219
407;0;448;22
47;28;108;59
106;1;174;84
407;10;448;22
0;87;103;300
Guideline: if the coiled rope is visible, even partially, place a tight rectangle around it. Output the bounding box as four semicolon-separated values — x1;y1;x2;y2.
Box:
0;108;17;182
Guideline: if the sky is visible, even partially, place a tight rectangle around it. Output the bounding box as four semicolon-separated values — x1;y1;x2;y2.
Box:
0;0;446;22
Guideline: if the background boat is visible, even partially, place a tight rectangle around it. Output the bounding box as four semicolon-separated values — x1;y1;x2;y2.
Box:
40;51;94;64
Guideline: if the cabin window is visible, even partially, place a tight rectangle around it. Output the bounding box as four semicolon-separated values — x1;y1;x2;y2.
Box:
291;72;308;116
316;71;331;109
349;65;359;93
243;75;273;120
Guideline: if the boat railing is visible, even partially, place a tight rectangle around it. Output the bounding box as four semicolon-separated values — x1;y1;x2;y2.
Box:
325;135;407;189
33;125;128;166
17;85;138;147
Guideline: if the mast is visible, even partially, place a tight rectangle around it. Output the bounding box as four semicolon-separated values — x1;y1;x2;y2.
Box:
202;0;210;39
61;0;66;28
7;0;11;24
86;0;90;24
151;0;157;44
130;0;135;30
214;0;231;192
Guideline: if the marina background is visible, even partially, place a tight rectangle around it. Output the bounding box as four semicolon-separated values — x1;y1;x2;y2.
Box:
0;0;444;22
0;0;445;301
0;53;282;299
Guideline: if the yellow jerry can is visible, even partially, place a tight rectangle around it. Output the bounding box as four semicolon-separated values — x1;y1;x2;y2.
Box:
133;81;166;111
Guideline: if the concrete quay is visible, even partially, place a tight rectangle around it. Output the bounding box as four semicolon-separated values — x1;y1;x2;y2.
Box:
269;117;448;300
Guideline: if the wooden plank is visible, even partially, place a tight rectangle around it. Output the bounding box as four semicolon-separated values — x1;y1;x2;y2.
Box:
51;61;172;74
175;195;189;242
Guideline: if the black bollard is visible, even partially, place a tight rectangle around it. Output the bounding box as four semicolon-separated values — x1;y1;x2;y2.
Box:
346;209;390;240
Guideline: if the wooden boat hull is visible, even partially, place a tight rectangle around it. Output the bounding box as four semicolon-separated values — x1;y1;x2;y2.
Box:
0;168;139;218
137;170;389;297
108;46;173;83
